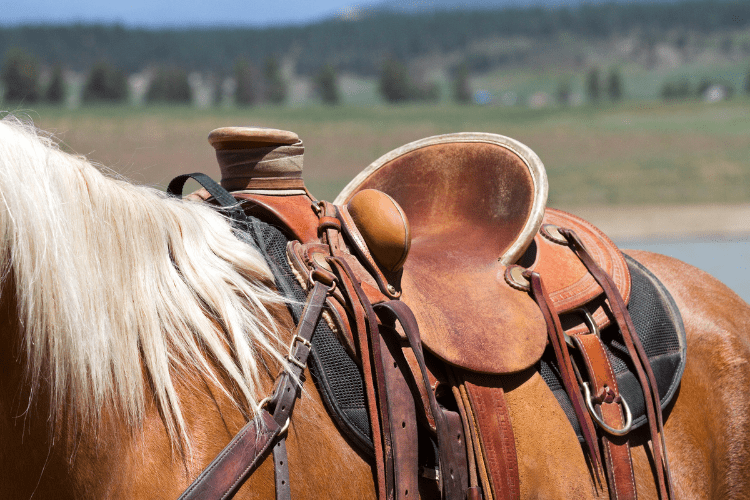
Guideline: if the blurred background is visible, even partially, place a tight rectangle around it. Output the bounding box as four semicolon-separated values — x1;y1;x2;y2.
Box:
1;0;748;300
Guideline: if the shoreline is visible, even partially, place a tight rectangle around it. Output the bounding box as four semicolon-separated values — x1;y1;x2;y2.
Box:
558;204;750;241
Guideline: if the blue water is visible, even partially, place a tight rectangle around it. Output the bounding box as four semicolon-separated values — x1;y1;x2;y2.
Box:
616;236;750;304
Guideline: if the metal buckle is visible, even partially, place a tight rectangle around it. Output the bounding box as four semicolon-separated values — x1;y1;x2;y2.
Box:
286;334;311;369
582;382;633;436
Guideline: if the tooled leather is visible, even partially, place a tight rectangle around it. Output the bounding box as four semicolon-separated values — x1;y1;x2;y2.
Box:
462;374;520;500
534;209;630;312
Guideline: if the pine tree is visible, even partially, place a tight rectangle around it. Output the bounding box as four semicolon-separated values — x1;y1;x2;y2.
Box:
586;67;600;103
146;67;191;103
556;79;571;105
453;63;471;104
379;58;411;103
264;57;287;104
83;62;127;102
234;60;257;106
45;65;65;104
316;64;340;105
1;48;40;102
607;69;623;101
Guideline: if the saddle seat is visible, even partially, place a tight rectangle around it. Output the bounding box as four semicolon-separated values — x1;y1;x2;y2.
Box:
335;133;630;374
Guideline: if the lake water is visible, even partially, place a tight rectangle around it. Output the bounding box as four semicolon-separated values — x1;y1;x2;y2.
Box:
616;236;750;304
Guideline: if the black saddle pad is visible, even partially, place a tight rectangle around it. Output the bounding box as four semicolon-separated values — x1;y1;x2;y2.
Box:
540;253;687;439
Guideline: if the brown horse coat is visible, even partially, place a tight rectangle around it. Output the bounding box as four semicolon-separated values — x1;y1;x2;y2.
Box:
0;250;749;499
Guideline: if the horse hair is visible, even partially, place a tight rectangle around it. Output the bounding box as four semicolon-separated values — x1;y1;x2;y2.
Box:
0;115;287;453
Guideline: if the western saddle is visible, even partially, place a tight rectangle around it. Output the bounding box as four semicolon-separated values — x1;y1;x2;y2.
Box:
172;127;679;500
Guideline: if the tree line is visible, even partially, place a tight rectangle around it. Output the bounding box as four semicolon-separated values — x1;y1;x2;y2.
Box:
0;48;343;106
0;0;748;77
6;44;750;107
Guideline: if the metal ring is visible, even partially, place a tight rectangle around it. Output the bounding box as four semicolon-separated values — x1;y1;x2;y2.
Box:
259;396;272;409
571;308;600;337
279;416;291;435
582;382;632;436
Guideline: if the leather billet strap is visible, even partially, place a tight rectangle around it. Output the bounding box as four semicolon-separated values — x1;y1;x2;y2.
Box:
560;228;675;500
178;280;333;500
572;334;637;500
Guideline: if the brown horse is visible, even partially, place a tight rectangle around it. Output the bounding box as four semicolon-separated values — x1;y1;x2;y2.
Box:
0;117;748;499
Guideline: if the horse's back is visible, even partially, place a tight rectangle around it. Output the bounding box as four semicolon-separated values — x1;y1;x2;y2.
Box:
626;250;750;499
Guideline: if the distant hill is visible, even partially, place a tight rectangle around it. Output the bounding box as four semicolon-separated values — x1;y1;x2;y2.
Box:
375;0;684;13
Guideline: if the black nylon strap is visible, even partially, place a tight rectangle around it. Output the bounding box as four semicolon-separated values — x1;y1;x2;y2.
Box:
167;173;248;223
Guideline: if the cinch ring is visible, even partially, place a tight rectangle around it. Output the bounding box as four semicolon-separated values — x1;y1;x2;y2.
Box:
582;382;633;437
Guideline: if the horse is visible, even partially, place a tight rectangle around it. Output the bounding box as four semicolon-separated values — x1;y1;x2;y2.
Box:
0;115;748;499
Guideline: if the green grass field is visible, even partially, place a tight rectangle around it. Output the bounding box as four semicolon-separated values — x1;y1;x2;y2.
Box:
10;98;750;207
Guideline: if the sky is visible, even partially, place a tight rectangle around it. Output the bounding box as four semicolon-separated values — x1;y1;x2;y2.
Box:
0;0;396;27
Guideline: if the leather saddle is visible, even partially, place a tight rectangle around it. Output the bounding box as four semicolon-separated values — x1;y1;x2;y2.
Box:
334;133;631;375
179;128;684;500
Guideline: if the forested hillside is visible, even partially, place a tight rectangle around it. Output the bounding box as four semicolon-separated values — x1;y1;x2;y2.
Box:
1;0;748;76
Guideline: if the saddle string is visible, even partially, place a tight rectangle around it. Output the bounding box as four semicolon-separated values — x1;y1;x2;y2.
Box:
525;271;604;476
560;228;675;500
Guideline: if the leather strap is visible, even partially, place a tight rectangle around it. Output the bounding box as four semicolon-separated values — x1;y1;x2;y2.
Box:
526;271;602;473
178;280;332;500
561;228;674;500
573;334;637;500
375;301;469;500
178;410;281;500
380;327;420;500
330;257;392;500
167;172;248;224
273;440;291;500
462;375;519;500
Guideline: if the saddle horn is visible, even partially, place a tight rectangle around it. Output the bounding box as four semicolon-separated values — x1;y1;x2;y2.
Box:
208;126;305;193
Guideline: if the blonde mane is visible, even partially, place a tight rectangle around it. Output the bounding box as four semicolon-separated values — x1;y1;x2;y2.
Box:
0;116;287;449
